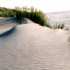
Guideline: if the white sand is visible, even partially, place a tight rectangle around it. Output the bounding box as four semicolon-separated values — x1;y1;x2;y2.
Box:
0;19;70;70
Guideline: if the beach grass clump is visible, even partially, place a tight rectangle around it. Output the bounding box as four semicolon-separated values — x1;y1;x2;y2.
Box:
53;23;64;29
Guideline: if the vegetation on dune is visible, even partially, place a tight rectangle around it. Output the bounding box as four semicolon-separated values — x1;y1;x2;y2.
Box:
52;23;64;29
0;7;50;27
0;7;16;17
0;7;64;29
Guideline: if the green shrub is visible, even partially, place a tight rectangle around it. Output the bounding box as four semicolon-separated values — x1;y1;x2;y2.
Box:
15;10;23;23
0;7;50;27
15;7;49;27
0;7;65;29
0;7;16;17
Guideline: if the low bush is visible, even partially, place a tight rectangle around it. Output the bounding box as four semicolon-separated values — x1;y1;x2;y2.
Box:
0;7;64;29
15;7;49;27
0;7;50;27
0;7;16;17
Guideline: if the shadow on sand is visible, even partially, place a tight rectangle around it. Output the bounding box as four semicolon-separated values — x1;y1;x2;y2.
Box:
0;27;16;37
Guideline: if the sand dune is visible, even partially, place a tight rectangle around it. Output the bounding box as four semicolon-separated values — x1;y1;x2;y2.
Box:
0;19;70;70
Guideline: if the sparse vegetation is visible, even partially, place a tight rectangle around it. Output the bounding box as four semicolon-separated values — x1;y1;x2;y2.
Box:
52;23;64;29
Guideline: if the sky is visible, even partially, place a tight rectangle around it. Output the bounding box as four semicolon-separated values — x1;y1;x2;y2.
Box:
0;0;70;13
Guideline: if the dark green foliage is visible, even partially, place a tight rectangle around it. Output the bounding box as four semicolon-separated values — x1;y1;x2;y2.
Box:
0;7;49;27
0;7;16;17
0;7;64;29
15;10;23;23
15;7;49;26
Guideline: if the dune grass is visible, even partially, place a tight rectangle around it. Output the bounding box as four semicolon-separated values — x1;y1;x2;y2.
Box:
0;7;16;17
0;7;50;27
52;23;64;29
0;7;64;29
15;7;50;27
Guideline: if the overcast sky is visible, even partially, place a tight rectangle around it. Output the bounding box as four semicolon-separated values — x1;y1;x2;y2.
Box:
0;0;70;13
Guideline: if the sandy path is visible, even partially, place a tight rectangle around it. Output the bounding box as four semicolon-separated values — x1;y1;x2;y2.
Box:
0;19;70;70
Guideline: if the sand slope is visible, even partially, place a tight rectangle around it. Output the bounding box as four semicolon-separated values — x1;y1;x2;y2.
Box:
0;19;70;70
0;24;16;36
